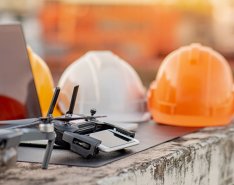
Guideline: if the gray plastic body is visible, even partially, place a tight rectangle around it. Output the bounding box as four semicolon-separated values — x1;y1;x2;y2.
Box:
0;129;21;171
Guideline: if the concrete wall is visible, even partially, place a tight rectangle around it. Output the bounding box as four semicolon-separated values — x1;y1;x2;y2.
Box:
1;124;234;185
98;125;234;185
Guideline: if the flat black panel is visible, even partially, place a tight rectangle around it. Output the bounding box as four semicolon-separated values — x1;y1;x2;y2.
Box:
17;122;200;167
0;24;41;120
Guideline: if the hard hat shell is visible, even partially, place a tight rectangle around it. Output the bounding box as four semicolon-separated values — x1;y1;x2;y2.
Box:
58;51;150;122
148;43;234;127
27;47;61;117
0;95;26;120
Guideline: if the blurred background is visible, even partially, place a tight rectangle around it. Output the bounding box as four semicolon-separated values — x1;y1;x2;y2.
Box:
0;0;234;87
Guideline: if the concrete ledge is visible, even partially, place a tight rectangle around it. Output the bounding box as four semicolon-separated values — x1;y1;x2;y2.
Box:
1;124;234;185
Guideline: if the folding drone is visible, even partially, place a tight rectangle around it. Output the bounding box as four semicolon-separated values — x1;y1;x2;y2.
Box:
0;86;139;169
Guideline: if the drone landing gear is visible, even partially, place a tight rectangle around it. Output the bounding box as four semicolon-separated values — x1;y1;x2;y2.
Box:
20;128;56;169
42;138;55;169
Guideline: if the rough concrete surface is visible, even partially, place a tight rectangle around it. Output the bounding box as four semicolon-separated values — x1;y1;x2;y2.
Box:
1;123;234;185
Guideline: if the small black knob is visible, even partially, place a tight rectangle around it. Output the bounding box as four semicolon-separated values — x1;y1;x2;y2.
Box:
90;109;96;116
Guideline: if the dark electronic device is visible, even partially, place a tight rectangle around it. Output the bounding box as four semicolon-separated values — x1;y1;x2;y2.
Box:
0;85;139;169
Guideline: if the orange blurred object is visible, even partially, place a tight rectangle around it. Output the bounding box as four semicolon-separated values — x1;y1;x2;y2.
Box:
147;43;234;127
39;2;179;69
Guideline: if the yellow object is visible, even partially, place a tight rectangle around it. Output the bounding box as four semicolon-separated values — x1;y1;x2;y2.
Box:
27;47;61;117
147;43;234;127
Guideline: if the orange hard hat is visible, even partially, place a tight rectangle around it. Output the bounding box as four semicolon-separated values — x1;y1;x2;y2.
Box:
27;47;61;117
147;43;234;127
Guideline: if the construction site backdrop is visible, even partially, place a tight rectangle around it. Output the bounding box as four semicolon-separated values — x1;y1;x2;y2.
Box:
0;0;233;86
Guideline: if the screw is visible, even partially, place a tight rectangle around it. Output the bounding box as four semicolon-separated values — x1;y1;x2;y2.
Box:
90;109;96;116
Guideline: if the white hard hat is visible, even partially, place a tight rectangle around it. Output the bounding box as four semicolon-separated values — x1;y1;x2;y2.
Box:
58;51;150;123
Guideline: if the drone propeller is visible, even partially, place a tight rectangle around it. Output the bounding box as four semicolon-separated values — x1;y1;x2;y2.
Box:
1;120;41;129
0;118;42;130
0;118;39;125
